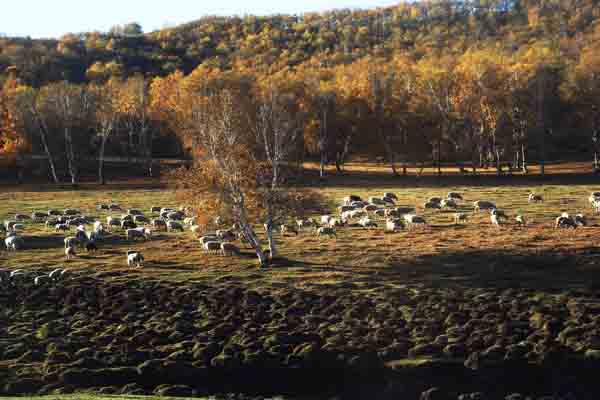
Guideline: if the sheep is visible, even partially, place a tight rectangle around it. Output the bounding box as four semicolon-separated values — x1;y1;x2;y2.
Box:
5;235;24;251
167;220;184;232
555;216;577;229
383;192;398;200
349;209;366;219
106;216;122;227
395;207;415;215
404;214;426;228
203;241;222;254
48;209;62;216
328;218;345;228
528;193;543;203
447;192;463;200
93;221;105;234
152;218;167;230
45;219;59;229
4;220;17;230
280;224;299;236
296;219;314;229
359;216;378;228
441;198;458;209
150;206;162;213
382;196;396;205
121;214;134;222
588;192;600;205
74;230;88;244
184;217;197;226
134;215;149;224
351;201;368;208
338;205;355;213
454;213;468;225
34;275;50;286
31;211;48;221
190;225;202;235
374;209;386;217
160;207;176;214
55;223;69;232
127;228;151;241
167;211;185;221
320;215;333;225
14;213;30;221
221;242;240;256
64;236;79;249
48;268;68;280
424;201;441;209
121;220;137;230
97;204;110;210
65;245;76;259
385;218;404;232
63;209;80;216
214;216;223;226
474;200;496;212
127;209;143;216
574;214;587;227
369;197;386;205
11;224;25;232
341;210;353;221
127;250;144;268
428;197;443;204
316;227;337;238
109;204;121;211
515;215;526;226
491;208;508;219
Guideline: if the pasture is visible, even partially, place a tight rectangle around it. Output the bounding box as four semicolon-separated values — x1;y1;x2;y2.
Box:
2;166;600;399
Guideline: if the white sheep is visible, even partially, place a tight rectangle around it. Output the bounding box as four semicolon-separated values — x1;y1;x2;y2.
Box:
424;201;441;209
454;213;468;225
152;218;167;230
63;209;80;216
369;197;386;205
5;235;24;251
48;209;62;216
474;200;496;212
555;215;576;229
404;214;426;228
150;206;162;213
428;197;443;204
316;226;337;238
167;211;185;221
374;209;386;217
65;245;76;259
127;209;143;216
515;215;526;226
55;223;69;232
31;211;48;221
343;195;363;205
106;216;122;227
220;242;240;256
385;218;403;232
190;225;202;235
574;214;587;227
184;217;197;226
490;214;501;227
363;204;378;212
359;216;378;228
528;193;543;203
441;198;457;209
329;218;345;228
203;241;222;253
214;216;223;226
200;235;219;245
349;210;366;219
338;205;355;213
127;250;144;267
134;215;150;223
320;215;333;225
383;192;398;200
167;220;184;232
280;224;299;236
64;236;79;249
14;213;30;221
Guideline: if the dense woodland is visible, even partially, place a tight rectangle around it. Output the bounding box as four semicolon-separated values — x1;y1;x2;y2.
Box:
2;0;600;181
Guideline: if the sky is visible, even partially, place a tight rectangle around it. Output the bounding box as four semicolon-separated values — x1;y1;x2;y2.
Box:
1;0;400;39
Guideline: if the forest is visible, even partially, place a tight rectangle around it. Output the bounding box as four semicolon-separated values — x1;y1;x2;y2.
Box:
2;0;600;181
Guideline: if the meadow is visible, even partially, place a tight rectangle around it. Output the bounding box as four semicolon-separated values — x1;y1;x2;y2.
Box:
2;163;600;399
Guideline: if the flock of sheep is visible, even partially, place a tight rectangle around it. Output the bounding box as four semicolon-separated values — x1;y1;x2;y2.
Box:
1;189;597;274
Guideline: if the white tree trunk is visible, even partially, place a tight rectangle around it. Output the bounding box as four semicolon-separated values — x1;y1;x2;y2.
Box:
98;134;108;185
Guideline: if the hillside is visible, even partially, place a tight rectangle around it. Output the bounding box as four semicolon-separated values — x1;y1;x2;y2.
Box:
1;0;600;86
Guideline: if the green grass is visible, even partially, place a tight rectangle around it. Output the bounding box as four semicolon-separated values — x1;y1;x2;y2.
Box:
1;169;600;292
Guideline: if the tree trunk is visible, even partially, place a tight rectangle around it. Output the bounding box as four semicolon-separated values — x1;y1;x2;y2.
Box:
266;224;277;259
521;144;528;174
238;208;267;267
437;138;442;176
495;144;501;176
65;127;77;185
594;150;598;172
39;126;59;184
98;134;108;185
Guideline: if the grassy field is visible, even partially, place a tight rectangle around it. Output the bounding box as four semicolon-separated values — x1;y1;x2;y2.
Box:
2;164;600;399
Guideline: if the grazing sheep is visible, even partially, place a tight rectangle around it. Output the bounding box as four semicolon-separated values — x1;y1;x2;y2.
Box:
4;220;17;230
447;192;463;200
167;220;184;232
383;192;398;200
127;228;151;241
404;214;426;228
55;224;69;232
515;215;526;226
97;204;110;210
152;218;167;230
93;221;105;234
121;214;134;222
127;250;144;268
14;213;30;221
386;218;404;232
161;207;176;214
200;235;219;245
528;193;543;203
441;198;457;209
343;195;363;205
65;246;76;259
341;210;353;221
49;268;66;280
31;211;48;221
48;209;62;216
351;201;368;208
454;213;468;225
320;215;333;225
190;225;202;235
359;216;378;228
167;211;185;221
491;208;508;219
63;209;80;216
5;235;24;251
34;275;50;286
150;206;162;213
134;215;149;223
11;224;25;232
574;214;587;227
221;242;240;256
86;241;98;252
369;197;386;205
86;231;99;242
382;196;396;205
45;219;58;228
121;220;137;230
127;209;143;216
589;192;600;205
474;200;496;212
349;209;366;219
184;217;197;226
296;219;314;229
74;230;88;243
203;241;222;253
374;209;386;217
555;215;577;229
109;204;121;211
280;224;299;236
428;197;443;204
316;226;337;238
329;218;345;228
424;201;441;209
338;205;355;213
106;217;122;227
